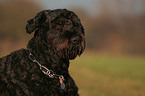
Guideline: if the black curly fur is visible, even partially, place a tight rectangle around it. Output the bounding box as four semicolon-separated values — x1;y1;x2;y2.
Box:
0;9;85;96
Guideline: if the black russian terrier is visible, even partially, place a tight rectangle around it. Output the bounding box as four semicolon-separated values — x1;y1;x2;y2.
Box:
0;9;85;96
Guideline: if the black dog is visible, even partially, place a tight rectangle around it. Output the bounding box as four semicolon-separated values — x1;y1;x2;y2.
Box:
0;9;85;96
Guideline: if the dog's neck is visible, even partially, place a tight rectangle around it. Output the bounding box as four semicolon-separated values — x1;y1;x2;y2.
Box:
27;37;69;76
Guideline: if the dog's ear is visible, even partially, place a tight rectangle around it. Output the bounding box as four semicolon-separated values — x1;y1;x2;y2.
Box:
26;10;51;34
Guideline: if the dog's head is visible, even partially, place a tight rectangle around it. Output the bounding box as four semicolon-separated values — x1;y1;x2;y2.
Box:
26;9;85;60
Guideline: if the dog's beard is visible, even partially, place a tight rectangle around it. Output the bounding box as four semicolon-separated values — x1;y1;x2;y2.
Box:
68;49;78;60
66;44;84;60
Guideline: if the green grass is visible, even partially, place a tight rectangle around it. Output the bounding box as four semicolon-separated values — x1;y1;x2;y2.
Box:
69;52;145;96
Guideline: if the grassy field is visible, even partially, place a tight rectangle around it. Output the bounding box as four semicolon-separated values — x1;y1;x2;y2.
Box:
70;52;145;96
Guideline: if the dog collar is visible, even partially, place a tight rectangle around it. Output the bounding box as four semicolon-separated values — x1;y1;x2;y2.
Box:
28;52;65;89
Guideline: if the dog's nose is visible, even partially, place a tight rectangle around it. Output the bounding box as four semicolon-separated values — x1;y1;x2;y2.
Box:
72;36;80;44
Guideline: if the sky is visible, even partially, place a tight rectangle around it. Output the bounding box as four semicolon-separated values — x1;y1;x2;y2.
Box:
36;0;145;17
36;0;100;16
1;0;144;16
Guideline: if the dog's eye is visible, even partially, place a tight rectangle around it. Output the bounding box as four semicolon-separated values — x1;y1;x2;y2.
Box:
56;25;60;28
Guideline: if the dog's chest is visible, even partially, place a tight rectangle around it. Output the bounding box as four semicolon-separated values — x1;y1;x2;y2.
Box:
0;51;67;95
0;63;67;95
0;49;79;95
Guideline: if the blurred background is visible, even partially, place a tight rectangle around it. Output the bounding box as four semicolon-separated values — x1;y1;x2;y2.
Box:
0;0;145;96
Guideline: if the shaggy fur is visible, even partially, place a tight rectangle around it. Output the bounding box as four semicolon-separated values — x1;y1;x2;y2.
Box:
0;9;85;96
